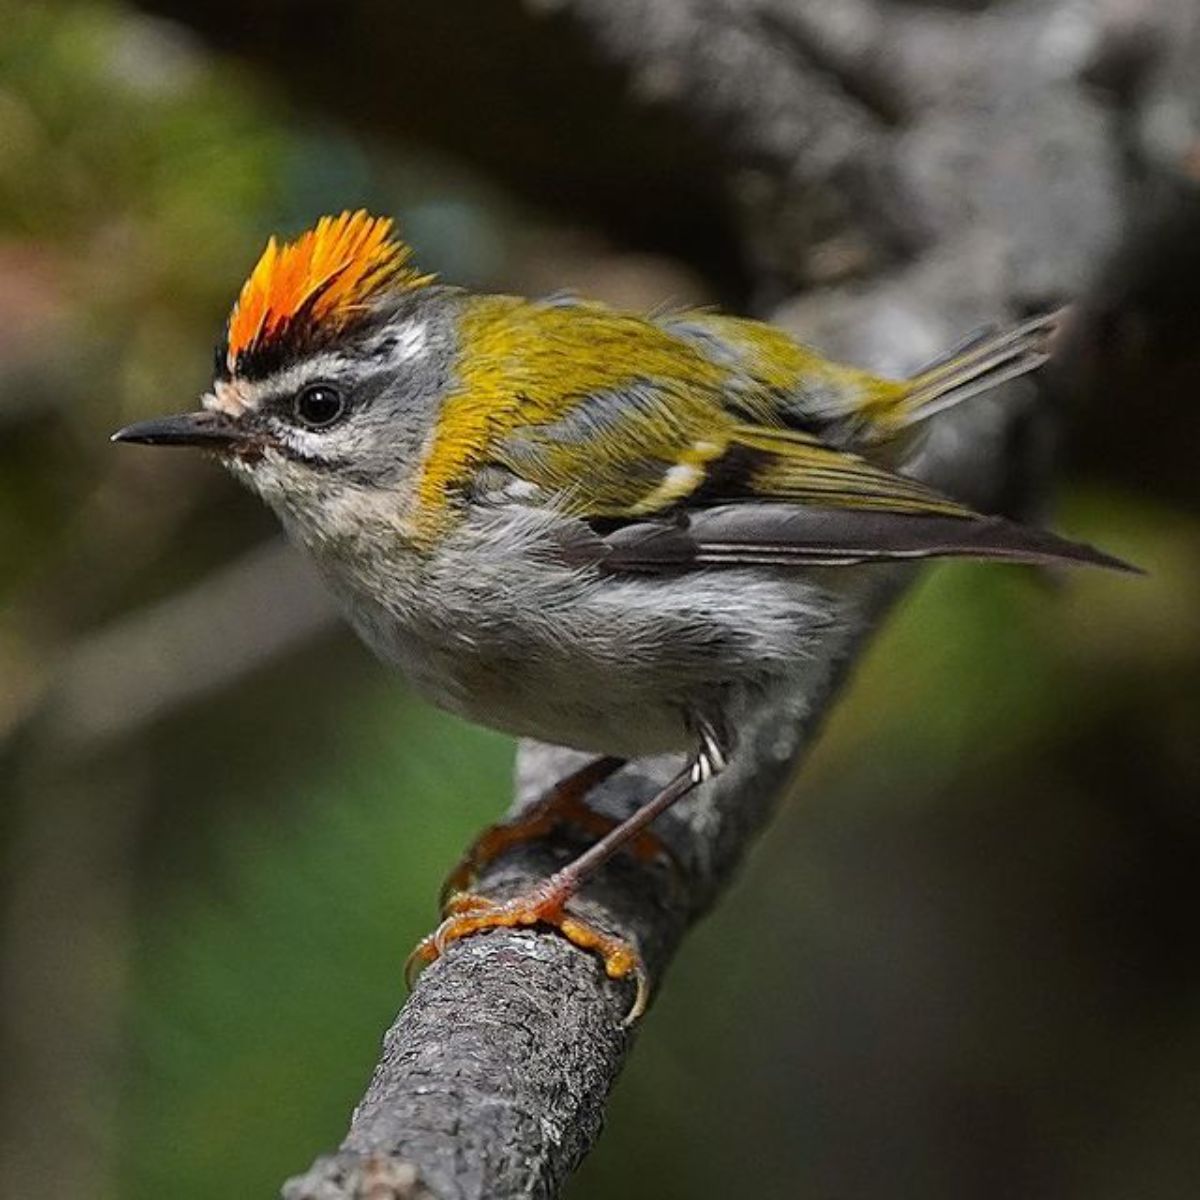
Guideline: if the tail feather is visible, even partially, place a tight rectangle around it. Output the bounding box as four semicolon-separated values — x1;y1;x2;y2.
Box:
892;310;1062;430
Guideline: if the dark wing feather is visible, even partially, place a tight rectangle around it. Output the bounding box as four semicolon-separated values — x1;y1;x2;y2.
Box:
596;505;1139;574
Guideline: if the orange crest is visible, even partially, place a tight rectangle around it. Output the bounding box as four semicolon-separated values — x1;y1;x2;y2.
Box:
224;211;432;374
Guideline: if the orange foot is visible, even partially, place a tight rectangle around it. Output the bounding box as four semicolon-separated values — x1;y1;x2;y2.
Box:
437;756;671;906
406;886;650;1025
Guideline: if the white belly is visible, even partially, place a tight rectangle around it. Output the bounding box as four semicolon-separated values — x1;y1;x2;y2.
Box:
289;498;847;759
331;557;839;760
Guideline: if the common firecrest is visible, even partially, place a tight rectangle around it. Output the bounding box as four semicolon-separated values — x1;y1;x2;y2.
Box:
114;211;1133;1019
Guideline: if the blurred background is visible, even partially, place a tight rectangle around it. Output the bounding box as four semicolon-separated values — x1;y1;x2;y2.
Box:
1;1;1197;1197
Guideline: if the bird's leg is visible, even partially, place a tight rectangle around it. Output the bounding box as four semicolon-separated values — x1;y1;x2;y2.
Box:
407;722;729;1023
437;754;673;907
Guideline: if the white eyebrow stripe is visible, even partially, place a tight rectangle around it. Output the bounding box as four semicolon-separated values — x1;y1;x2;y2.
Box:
213;320;427;414
390;320;428;362
210;353;356;412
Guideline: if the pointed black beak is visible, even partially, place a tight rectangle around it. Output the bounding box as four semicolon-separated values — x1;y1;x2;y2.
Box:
111;410;244;450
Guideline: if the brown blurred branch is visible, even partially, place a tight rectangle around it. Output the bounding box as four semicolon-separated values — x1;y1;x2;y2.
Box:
2;539;336;753
42;539;336;752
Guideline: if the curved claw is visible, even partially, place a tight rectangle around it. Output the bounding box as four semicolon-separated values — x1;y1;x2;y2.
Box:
557;911;650;1024
404;889;651;1023
404;893;491;988
403;936;436;990
624;968;651;1026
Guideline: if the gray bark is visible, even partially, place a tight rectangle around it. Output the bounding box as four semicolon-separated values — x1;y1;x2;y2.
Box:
280;1;1197;1197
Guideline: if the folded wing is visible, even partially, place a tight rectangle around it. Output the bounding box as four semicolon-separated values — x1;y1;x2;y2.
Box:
473;310;1134;575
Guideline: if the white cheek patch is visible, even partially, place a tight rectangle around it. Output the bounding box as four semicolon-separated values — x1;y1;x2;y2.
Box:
277;425;328;459
271;412;378;463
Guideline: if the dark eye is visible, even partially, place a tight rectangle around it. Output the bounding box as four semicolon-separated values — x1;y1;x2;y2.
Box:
293;383;347;429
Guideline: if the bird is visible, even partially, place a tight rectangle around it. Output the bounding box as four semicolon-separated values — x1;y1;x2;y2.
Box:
113;210;1134;1020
